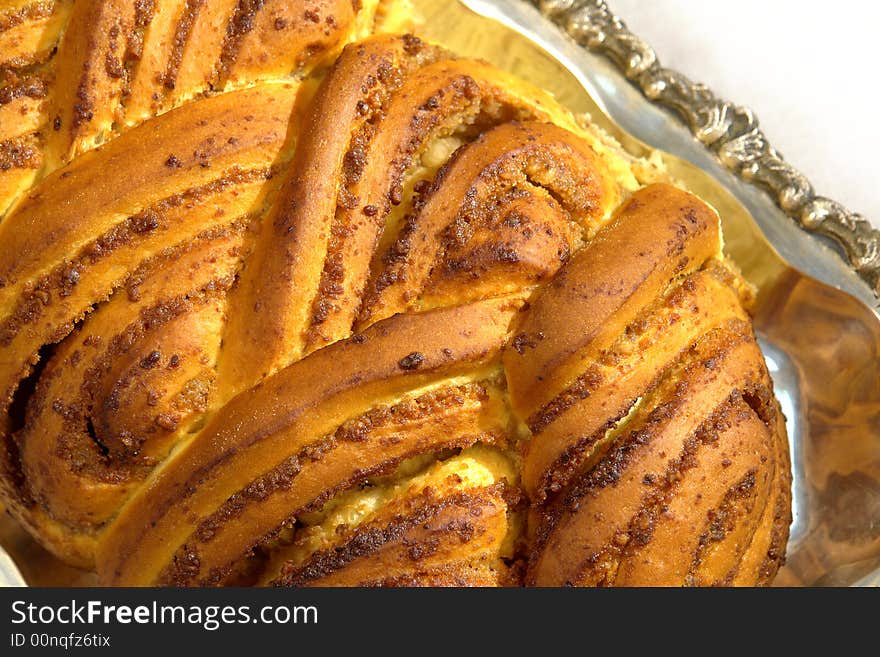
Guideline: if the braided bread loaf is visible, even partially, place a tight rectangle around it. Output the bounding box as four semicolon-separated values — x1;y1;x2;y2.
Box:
0;1;790;586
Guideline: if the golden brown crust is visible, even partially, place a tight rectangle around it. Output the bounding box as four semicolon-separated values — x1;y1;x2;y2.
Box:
0;0;377;217
0;7;789;586
356;120;617;328
97;297;521;585
510;187;790;586
269;482;512;587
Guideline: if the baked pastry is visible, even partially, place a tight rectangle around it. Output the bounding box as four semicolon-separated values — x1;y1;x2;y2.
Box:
0;1;790;586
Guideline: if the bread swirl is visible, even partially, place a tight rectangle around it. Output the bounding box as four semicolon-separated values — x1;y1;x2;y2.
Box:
0;1;790;586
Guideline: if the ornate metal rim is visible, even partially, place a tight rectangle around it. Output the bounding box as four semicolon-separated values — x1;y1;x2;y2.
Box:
535;0;880;296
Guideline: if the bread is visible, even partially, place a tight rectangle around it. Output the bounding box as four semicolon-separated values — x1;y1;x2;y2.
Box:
0;1;790;586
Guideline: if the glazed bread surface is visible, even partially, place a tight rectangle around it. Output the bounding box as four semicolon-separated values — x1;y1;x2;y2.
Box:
0;1;790;586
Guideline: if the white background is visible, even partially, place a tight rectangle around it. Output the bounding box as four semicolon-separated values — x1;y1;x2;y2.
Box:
611;0;880;227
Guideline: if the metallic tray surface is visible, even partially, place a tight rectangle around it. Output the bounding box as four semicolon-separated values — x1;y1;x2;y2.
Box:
1;0;878;587
537;0;880;302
